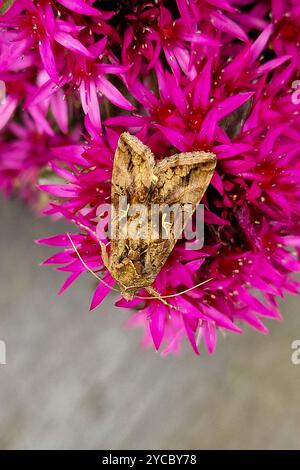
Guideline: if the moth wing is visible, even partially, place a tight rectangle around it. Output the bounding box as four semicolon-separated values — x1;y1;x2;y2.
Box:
143;151;216;278
110;133;156;297
111;132;156;203
152;151;216;205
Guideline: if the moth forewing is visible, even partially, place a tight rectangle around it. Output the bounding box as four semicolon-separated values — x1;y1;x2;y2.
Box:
153;152;217;205
111;132;155;204
146;151;216;279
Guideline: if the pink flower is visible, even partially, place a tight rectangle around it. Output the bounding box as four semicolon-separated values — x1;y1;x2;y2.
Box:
0;111;79;204
1;0;133;133
37;46;300;354
0;0;94;83
176;0;248;42
114;1;218;82
1;0;299;355
271;0;300;67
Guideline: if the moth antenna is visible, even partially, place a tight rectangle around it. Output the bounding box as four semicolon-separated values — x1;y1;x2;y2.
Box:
138;278;213;300
144;286;179;311
160;278;213;297
77;221;98;241
66;233;119;292
67;234;212;306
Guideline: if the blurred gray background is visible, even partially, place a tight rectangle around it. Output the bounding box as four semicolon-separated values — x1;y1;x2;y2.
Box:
0;198;300;450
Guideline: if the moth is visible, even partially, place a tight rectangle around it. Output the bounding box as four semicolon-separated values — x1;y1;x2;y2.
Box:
99;133;216;301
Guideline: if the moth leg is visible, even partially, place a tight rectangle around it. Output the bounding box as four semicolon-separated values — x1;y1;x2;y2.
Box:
146;286;179;311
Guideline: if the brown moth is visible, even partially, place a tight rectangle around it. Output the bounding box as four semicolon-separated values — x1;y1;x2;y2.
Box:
100;132;216;301
220;99;252;139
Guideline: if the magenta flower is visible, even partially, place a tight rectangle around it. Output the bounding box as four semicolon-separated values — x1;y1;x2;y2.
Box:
38;44;300;353
271;1;300;67
0;110;78;204
1;0;133;133
176;0;248;42
28;40;134;131
113;1;219;82
1;0;300;355
0;0;95;83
